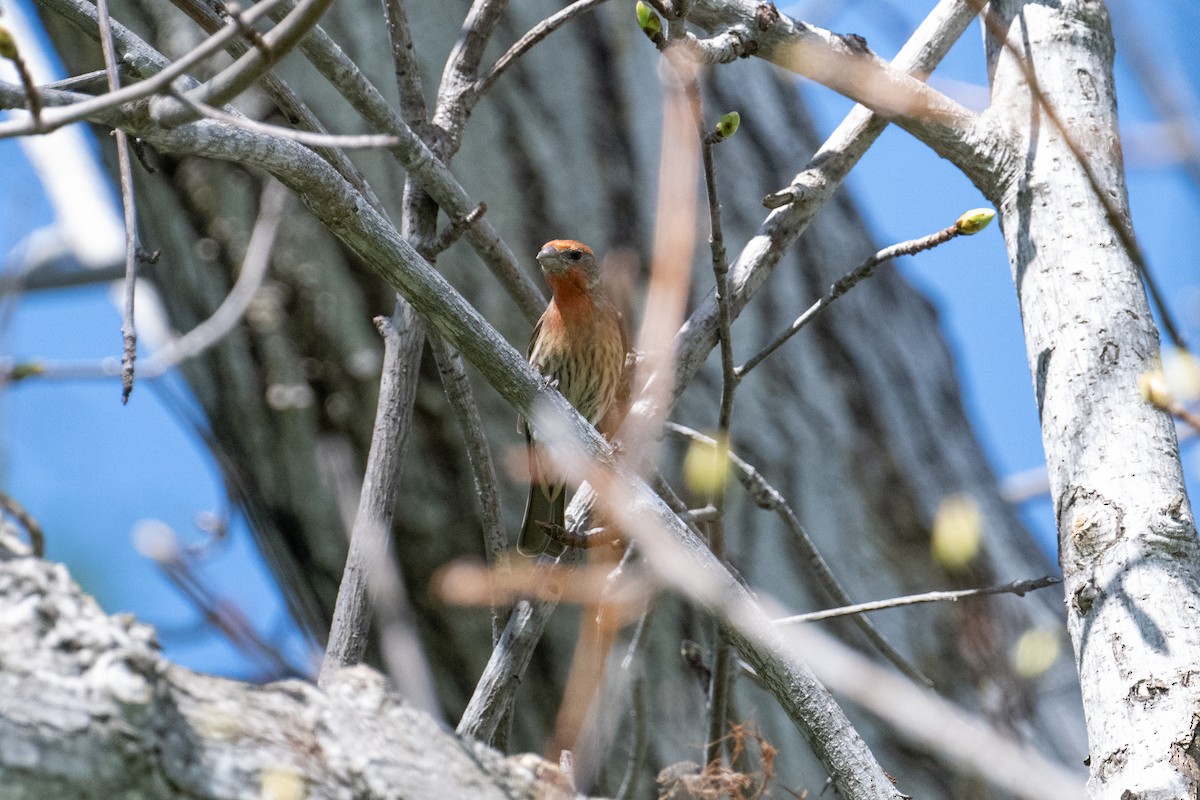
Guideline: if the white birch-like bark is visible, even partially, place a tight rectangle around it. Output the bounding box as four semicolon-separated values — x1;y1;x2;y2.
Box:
984;2;1200;796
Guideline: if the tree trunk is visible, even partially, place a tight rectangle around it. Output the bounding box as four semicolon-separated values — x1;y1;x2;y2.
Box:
36;0;1085;795
985;2;1200;796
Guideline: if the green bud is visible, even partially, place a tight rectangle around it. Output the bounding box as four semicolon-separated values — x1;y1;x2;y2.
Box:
0;26;18;61
10;362;44;381
715;111;740;140
955;207;995;235
635;1;661;39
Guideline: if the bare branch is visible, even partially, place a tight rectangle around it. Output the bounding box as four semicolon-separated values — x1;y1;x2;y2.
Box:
166;0;385;209
94;0;139;403
665;0;981;407
774;576;1062;625
319;306;441;720
0;551;569;798
664;422;931;688
169;91;404;149
429;0;510;158
736;212;986;379
683;0;997;179
0;0;291;138
381;0;429;127
143;179;287;375
151;0;336;126
0;491;44;557
471;0;612;100
977;5;1190;352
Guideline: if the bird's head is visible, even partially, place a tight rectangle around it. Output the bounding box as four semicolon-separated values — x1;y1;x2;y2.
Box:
537;240;600;290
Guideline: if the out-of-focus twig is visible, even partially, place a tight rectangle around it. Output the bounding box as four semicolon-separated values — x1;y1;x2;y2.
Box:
142;180;287;375
0;491;44;557
4;179;288;384
133;520;302;679
615;606;653;800
0;23;42;123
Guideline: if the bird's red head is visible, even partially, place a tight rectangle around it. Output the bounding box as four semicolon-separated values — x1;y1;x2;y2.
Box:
537;240;594;268
537;240;600;297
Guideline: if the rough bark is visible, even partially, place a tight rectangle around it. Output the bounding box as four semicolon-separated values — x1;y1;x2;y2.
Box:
29;0;1085;796
0;532;571;800
983;2;1200;796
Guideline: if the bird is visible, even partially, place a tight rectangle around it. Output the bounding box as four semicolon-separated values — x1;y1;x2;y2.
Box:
518;239;628;556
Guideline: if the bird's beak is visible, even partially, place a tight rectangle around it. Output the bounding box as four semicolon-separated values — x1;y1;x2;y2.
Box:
536;245;564;272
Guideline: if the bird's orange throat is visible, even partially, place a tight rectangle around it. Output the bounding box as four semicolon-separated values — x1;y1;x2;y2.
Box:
545;268;595;318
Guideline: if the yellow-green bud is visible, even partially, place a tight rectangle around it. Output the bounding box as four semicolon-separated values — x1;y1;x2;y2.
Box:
1139;369;1174;410
0;26;19;61
954;207;995;235
10;362;44;381
715;111;740;140
635;1;662;39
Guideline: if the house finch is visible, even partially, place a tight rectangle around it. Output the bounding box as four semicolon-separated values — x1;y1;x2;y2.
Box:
518;240;628;556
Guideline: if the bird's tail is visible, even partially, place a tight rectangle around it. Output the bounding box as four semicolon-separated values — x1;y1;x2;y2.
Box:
518;480;566;557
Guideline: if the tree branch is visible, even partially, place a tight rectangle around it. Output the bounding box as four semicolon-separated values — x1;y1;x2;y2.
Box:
774;575;1062;625
665;0;983;407
684;0;1001;182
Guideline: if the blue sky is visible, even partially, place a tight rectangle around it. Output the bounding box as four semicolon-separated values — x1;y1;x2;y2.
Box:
1;1;1197;680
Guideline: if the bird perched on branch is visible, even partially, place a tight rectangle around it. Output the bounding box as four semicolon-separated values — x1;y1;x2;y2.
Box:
518;240;628;556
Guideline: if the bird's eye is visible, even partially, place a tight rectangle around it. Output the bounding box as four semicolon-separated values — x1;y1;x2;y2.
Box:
564;249;583;262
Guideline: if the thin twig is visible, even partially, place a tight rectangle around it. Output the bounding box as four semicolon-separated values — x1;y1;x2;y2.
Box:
0;0;292;138
166;0;384;210
673;56;740;768
0;491;44;557
94;0;138;403
665;422;933;687
471;0;611;99
427;335;509;645
774;576;1061;625
142;180;288;376
0;25;42;122
152;0;336;126
133;521;302;678
168;91;403;149
736;221;964;380
1;183;284;385
615;604;654;800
